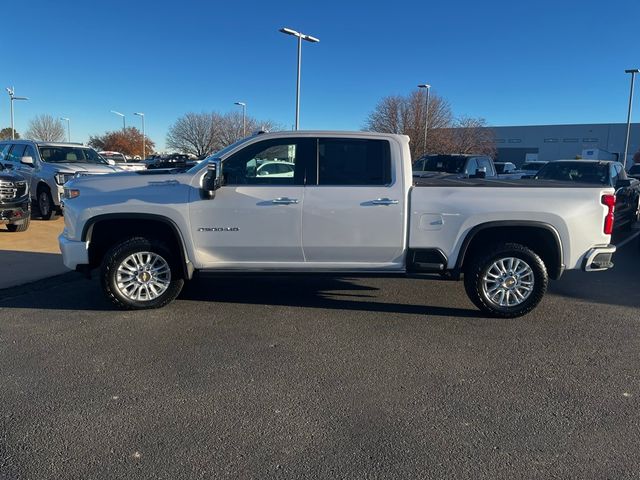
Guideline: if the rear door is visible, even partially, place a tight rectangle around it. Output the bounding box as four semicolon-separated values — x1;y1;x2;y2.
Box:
302;137;406;268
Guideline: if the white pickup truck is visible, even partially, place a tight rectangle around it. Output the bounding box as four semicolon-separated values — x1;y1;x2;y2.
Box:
59;131;617;318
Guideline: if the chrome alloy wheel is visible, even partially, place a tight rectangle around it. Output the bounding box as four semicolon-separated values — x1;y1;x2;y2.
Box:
481;257;535;308
115;252;171;301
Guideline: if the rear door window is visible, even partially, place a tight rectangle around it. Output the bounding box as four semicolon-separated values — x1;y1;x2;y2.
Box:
317;138;391;186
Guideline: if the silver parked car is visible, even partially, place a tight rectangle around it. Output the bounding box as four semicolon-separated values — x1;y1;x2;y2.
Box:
0;140;122;219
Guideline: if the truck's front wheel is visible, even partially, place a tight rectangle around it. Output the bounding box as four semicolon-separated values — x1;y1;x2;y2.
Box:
101;237;184;310
464;242;548;318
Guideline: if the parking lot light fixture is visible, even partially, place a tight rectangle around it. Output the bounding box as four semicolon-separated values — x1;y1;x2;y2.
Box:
134;112;145;160
110;110;126;130
234;102;247;137
6;87;29;140
279;27;320;130
623;69;640;169
418;84;431;155
60;117;71;142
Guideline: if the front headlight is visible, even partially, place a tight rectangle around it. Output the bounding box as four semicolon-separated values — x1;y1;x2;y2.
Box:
55;172;76;185
63;188;80;199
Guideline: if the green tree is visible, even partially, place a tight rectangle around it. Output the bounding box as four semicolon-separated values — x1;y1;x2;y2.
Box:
0;127;19;140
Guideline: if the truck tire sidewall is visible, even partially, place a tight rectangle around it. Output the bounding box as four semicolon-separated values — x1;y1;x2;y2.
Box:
464;243;548;318
7;217;30;232
37;188;54;220
101;237;184;310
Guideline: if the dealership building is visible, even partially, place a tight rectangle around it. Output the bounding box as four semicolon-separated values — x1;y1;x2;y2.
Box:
490;123;640;167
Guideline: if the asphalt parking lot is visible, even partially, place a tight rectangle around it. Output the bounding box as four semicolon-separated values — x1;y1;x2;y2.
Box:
0;232;638;479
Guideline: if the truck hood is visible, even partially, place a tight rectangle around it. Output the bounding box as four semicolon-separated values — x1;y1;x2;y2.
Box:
49;162;123;174
65;169;190;194
0;169;27;182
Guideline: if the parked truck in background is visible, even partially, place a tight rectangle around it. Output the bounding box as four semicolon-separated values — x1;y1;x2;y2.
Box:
60;131;617;318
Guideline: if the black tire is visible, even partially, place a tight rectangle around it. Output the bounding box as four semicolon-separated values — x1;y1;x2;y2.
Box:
37;187;55;220
100;237;184;310
6;217;30;232
464;242;548;318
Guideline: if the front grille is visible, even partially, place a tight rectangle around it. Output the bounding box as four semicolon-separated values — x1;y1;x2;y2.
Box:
0;181;27;200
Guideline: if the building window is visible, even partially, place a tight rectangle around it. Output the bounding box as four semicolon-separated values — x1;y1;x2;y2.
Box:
544;138;558;143
583;138;599;143
563;138;579;143
508;139;522;143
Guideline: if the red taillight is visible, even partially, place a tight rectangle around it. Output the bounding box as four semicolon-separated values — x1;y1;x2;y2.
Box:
601;194;616;235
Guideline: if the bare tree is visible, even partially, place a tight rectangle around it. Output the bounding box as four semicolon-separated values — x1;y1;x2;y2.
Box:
25;115;66;142
447;117;496;156
166;111;282;158
364;89;494;159
166;112;221;159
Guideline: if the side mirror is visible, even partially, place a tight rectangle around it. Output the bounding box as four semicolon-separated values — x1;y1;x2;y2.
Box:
20;156;34;166
106;159;116;166
616;178;632;189
471;167;487;179
202;159;221;199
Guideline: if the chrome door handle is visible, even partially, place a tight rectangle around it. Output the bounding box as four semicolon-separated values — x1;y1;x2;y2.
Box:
272;197;299;205
371;198;399;205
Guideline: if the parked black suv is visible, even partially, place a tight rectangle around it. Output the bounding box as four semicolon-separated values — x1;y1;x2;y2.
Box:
0;162;30;231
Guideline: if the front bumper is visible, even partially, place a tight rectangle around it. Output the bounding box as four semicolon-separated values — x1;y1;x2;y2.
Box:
0;198;30;224
59;234;89;270
582;244;616;272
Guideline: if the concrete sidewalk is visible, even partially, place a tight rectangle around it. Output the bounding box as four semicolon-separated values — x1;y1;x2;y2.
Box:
0;216;70;289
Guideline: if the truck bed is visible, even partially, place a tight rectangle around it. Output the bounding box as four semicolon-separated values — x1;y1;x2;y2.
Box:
413;177;606;188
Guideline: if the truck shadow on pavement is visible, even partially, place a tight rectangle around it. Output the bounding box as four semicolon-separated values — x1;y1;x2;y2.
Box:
180;275;483;318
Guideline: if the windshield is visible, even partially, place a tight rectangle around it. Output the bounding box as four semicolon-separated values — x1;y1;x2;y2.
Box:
495;164;507;174
100;152;127;163
38;146;106;164
416;155;467;174
521;162;546;172
187;137;254;173
535;162;608;184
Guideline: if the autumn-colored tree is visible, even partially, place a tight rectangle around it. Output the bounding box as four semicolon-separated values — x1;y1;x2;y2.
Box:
88;127;155;157
444;117;496;156
364;89;494;159
0;127;19;140
166;111;282;158
364;89;453;159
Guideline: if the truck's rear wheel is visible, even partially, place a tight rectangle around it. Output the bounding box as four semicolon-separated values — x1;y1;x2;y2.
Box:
464;242;548;318
101;237;184;310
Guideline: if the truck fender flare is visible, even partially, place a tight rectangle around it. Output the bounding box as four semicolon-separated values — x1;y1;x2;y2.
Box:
454;220;564;278
82;213;194;279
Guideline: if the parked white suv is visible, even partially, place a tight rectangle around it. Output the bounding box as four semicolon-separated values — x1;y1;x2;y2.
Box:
0;140;122;219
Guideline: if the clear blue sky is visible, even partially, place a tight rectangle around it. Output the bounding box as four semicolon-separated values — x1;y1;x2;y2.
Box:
4;0;639;150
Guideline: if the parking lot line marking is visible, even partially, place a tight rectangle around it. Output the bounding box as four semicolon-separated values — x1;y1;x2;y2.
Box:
615;231;640;249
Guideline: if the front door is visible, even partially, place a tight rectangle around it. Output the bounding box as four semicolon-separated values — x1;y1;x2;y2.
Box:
302;137;406;268
189;137;314;267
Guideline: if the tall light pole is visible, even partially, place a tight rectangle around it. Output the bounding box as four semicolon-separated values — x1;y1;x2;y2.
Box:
279;27;319;130
110;110;126;130
623;69;640;169
6;87;29;140
134;112;145;159
418;84;431;154
60;117;70;142
234;102;246;137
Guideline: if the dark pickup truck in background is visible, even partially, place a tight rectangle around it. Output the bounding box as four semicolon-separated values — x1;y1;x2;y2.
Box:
0;162;30;232
412;154;497;179
534;160;640;230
